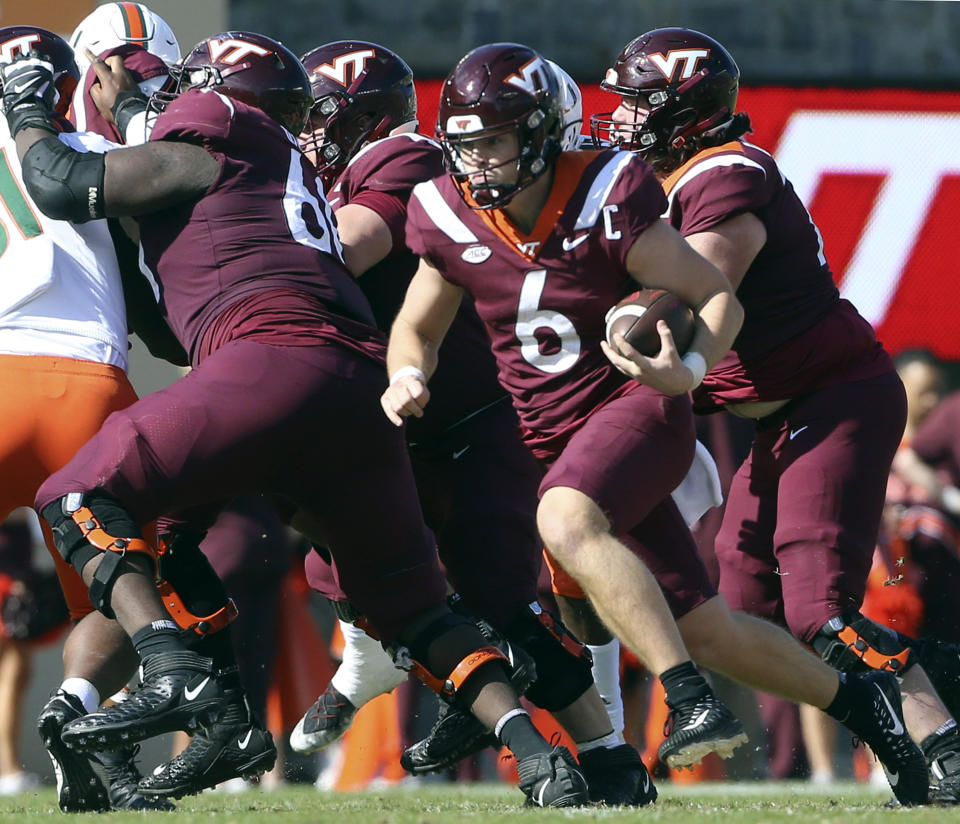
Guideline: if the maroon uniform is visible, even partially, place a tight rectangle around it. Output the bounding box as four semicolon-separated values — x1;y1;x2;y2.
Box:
307;133;541;627
661;139;905;642
405;149;715;617
36;90;446;643
69;43;168;141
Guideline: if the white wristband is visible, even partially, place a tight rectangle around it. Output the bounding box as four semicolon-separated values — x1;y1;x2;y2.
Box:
389;365;426;386
681;351;708;391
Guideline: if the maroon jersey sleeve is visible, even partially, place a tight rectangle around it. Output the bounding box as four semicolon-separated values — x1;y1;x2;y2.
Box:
606;154;669;272
670;158;773;237
336;135;445;253
150;88;234;144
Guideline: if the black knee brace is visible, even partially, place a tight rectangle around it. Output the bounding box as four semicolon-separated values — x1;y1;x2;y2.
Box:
503;602;595;711
812;612;917;675
156;531;238;637
41;491;154;619
392;611;510;701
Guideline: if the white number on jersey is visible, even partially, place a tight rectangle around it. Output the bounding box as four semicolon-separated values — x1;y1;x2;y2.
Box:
515;268;581;373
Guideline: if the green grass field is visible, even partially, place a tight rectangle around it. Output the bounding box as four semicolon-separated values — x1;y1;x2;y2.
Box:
0;782;955;824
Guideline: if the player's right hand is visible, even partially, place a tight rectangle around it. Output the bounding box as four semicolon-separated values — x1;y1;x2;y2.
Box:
86;49;138;122
381;375;430;426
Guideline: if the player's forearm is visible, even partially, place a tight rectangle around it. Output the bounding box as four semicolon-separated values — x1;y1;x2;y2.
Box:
386;315;440;382
688;289;743;371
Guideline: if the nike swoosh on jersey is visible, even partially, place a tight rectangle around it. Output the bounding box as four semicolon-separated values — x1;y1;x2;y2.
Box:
788;425;808;440
183;677;211;701
561;234;589;251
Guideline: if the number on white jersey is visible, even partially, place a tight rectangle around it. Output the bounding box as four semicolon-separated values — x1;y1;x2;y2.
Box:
0;148;42;256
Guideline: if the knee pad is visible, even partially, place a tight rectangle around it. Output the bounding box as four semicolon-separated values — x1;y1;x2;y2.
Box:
156;531;237;637
41;491;154;619
391;611;510;700
812;612;917;675
503;601;594;711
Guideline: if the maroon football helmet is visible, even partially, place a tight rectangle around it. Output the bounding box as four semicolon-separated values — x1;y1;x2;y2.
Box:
0;26;79;116
299;40;416;187
591;28;750;172
436;43;563;209
151;31;312;134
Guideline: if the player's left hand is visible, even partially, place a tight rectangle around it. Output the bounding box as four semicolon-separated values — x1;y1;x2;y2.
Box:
601;319;697;395
86;49;139;122
0;52;56;114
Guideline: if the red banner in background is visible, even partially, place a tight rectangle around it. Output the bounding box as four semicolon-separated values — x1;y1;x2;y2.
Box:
417;81;960;359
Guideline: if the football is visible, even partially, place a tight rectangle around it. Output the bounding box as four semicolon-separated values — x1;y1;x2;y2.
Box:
604;288;696;357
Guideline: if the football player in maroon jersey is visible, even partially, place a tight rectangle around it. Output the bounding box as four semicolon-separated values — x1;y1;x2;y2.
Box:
293;42;652;805
2;34;589;807
384;41;931;805
595;26;960;802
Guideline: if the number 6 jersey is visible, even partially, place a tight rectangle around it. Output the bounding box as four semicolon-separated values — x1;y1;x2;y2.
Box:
405;149;667;456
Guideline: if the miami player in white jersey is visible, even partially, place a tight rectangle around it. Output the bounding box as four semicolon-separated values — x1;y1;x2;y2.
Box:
0;25;181;812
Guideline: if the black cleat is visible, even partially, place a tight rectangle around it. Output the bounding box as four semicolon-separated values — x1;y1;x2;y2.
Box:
61;652;223;752
923;726;960;804
97;744;175;811
401;629;537;774
138;693;276;799
401;699;496;774
842;671;929;806
517;745;589;807
289;684;356;755
578;743;657;806
37;690;110;813
658;691;748;769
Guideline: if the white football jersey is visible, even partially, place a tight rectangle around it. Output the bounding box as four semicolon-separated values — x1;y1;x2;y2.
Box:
0;120;128;368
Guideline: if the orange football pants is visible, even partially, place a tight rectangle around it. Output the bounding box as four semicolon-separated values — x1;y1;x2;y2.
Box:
0;354;138;619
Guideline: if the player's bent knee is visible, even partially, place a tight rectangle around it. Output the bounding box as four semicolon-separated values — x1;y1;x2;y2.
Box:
392;611;510;703
811;612;917;675
40;490;155;619
504;602;594;711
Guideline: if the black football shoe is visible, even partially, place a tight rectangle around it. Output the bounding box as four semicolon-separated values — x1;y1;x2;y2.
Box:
923;726;960;804
841;671;928;806
289;684;357;754
96;745;175;811
578;743;657;806
37;690;110;812
400;631;537;774
517;745;590;807
61;652;223;752
658;691;748;769
138;692;276;799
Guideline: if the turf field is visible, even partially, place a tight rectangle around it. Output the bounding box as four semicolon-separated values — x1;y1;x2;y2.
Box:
0;781;955;823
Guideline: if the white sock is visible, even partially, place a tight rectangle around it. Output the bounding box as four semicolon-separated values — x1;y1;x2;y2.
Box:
576;730;622;753
330;620;407;707
60;678;100;714
587;639;626;744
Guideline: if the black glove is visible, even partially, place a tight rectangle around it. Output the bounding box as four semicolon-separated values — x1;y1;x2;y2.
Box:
1;52;58;137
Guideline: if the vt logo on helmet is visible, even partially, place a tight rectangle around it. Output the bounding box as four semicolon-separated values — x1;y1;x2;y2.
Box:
300;40;417;188
436;42;563;209
150;31;313;136
591;27;751;173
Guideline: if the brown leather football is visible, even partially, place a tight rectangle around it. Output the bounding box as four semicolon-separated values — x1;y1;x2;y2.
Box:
605;288;695;357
